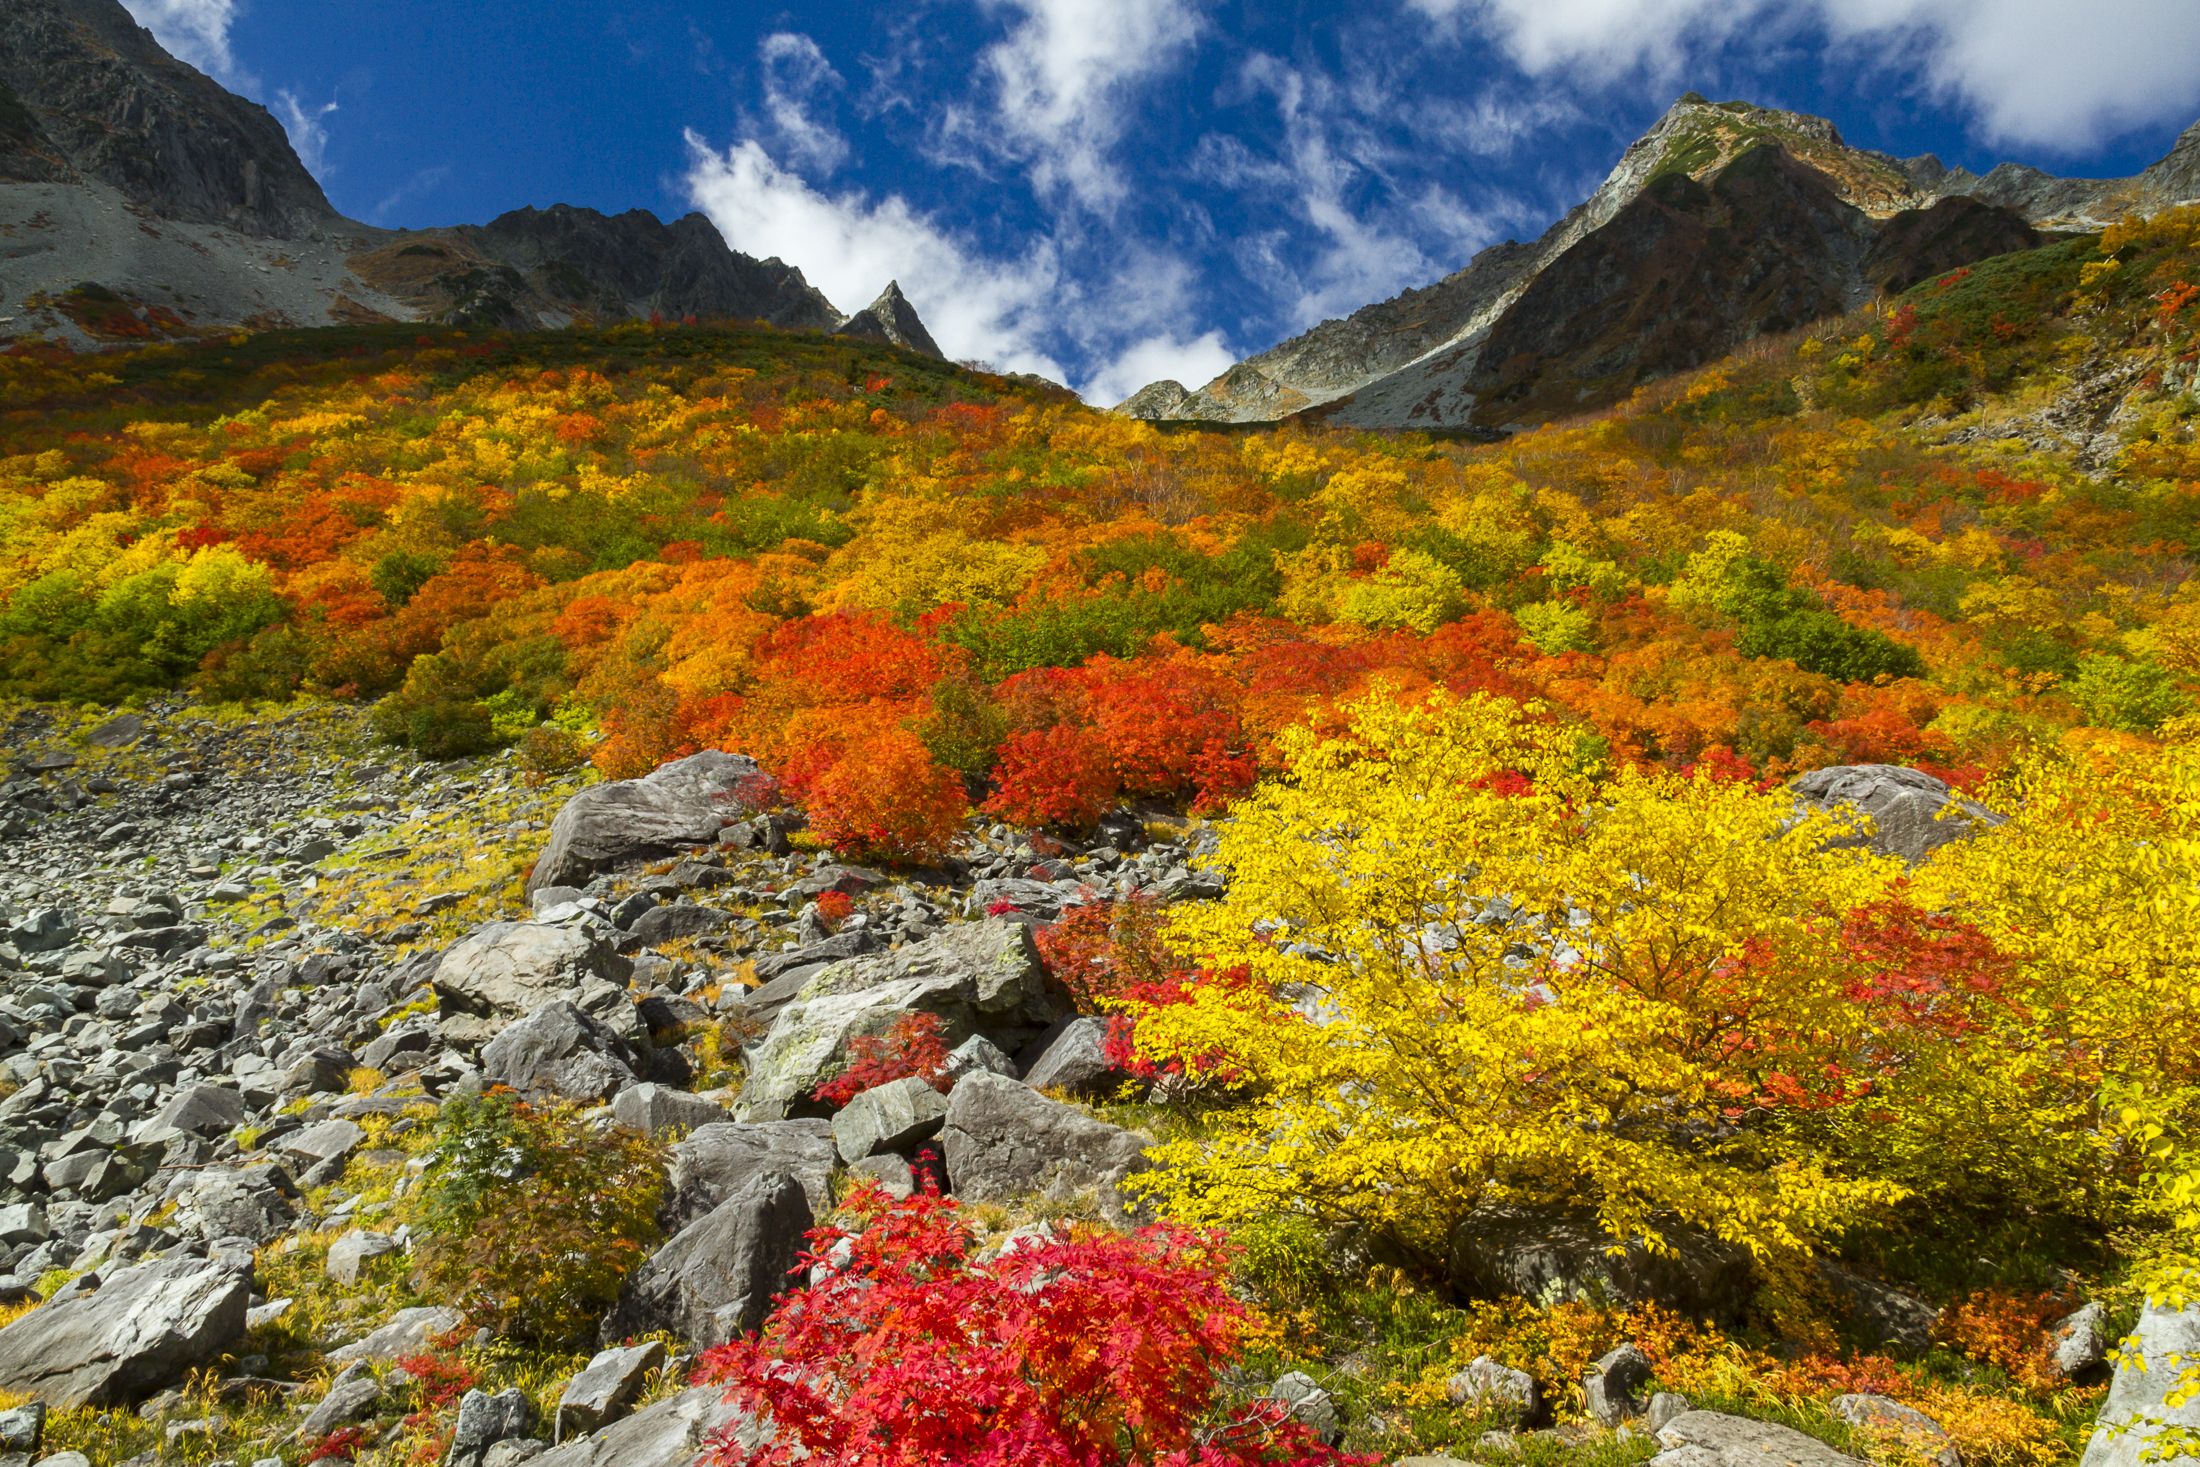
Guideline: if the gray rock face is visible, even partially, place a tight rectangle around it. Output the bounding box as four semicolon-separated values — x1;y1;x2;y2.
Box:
1816;1262;1939;1355
1449;1211;1755;1321
939;1073;1150;1223
529;753;757;896
1651;1410;1866;1467
2079;1304;2200;1467
1268;1371;1340;1444
1790;765;2001;864
129;1083;244;1146
556;1341;667;1441
433;923;635;1039
737;919;1072;1121
830;1076;951;1163
482;1002;637;1103
666;1120;838;1229
603;1174;811;1350
1447;1355;1541;1426
0;0;336;234
0;1256;249;1407
527;1385;757;1467
325;1231;401;1286
176;1165;296;1243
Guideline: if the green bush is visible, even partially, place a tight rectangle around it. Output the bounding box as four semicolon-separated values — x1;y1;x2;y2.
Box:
2067;652;2191;732
413;1093;667;1346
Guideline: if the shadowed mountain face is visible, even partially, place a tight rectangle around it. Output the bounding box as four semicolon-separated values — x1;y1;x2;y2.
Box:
1124;93;2197;432
1454;146;2042;431
0;0;927;350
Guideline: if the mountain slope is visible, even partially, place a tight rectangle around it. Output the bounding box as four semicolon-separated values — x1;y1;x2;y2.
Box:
1125;94;2200;431
0;0;919;349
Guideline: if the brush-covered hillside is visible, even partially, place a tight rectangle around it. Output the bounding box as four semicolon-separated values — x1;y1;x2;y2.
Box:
0;212;2196;1467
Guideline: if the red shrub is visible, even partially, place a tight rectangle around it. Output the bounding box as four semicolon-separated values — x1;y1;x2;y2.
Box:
814;1012;953;1107
987;724;1121;829
698;1188;1362;1467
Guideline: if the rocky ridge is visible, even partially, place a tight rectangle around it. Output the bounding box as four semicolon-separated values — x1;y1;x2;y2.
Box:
1123;94;2200;432
0;0;934;352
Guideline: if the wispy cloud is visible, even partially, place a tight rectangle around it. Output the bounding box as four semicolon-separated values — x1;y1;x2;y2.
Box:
276;90;339;179
370;164;453;227
120;0;245;84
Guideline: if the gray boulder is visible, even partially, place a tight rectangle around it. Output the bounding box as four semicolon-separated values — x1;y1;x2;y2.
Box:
1816;1262;1939;1355
940;1073;1150;1223
1447;1355;1541;1426
433;923;636;1041
1269;1371;1340;1444
529;752;758;896
2079;1303;2200;1467
602;1173;811;1350
448;1387;538;1467
830;1076;950;1163
1790;765;2001;864
1448;1211;1754;1321
1830;1395;1957;1467
610;1084;727;1139
175;1166;295;1244
482;1002;637;1103
270;1118;366;1173
325;1231;401;1286
0;1256;250;1407
557;1341;667;1440
296;1361;380;1442
527;1385;761;1467
2052;1301;2110;1379
1017;1016;1133;1098
1585;1342;1653;1426
128;1083;244;1146
737;919;1072;1121
1651;1410;1866;1467
328;1305;466;1365
666;1120;838;1229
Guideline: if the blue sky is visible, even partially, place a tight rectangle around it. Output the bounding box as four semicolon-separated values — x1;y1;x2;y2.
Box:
125;0;2200;402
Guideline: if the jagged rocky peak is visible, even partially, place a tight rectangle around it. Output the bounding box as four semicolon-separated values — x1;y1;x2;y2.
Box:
0;0;336;235
1113;379;1192;417
833;280;945;358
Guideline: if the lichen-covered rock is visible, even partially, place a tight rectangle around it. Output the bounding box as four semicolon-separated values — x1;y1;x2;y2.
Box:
830;1076;950;1162
432;923;637;1046
482;1002;637;1103
1651;1410;1867;1467
601;1173;811;1350
666;1120;838;1229
528;1385;762;1467
1448;1210;1755;1321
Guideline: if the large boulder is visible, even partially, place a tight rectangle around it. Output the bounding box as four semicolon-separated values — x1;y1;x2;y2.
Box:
1650;1410;1866;1467
940;1073;1151;1223
737;919;1073;1121
601;1173;811;1350
482;1002;637;1103
1448;1210;1755;1321
529;752;758;896
528;1384;762;1467
2079;1303;2200;1467
557;1341;668;1441
433;922;636;1044
666;1120;838;1229
0;1257;250;1407
831;1076;950;1163
1790;765;2001;864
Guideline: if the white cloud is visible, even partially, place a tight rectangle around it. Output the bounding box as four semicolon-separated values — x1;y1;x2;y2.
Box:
1082;330;1238;405
121;0;244;82
275;90;337;178
759;33;850;174
683;133;1069;382
975;0;1205;207
1409;0;2200;152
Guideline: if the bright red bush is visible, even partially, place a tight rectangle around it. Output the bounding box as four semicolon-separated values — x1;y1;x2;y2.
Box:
987;724;1121;829
813;1012;954;1107
698;1187;1363;1467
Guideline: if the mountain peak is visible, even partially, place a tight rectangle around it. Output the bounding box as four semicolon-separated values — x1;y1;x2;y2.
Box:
834;281;945;358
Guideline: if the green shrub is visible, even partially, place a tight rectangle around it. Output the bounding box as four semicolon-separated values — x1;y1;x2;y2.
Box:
413;1093;667;1346
2067;652;2191;732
